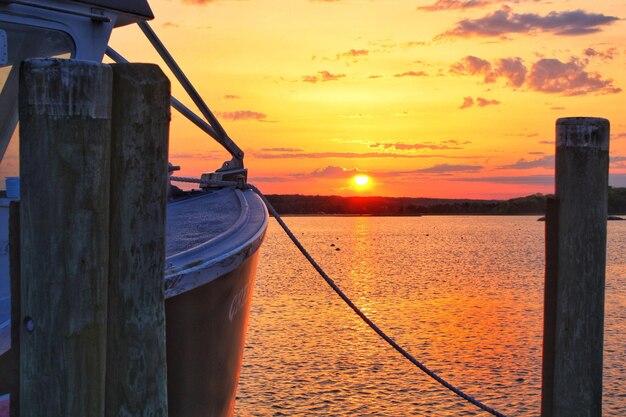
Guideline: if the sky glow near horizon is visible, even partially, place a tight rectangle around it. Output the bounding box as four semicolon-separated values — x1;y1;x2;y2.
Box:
110;0;626;199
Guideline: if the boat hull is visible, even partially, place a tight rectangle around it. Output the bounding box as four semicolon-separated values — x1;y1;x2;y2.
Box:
165;249;260;417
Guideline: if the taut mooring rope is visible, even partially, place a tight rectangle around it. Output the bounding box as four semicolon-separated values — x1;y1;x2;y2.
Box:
247;183;511;417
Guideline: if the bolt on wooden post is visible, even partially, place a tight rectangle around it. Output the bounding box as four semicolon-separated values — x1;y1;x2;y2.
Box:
19;59;112;417
18;59;170;417
542;117;610;417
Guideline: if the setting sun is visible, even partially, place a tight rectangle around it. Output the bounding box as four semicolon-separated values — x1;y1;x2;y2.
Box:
353;174;370;187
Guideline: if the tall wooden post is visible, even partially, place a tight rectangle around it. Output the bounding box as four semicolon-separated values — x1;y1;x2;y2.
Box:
105;64;170;417
542;117;609;417
18;59;112;417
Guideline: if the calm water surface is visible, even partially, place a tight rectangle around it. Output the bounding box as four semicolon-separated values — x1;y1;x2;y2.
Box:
235;216;626;416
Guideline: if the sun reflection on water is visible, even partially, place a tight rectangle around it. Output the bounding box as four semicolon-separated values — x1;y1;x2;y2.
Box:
237;216;625;416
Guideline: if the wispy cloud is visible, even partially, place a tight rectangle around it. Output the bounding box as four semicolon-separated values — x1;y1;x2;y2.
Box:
336;49;369;60
303;70;346;83
411;163;482;174
294;165;362;179
216;110;267;121
499;155;554;169
223;94;240;99
393;71;428;77
584;47;618;61
451;175;554;185
260;147;304;152
370;142;463;150
252;150;473;159
459;96;500;108
418;0;495;12
451;55;620;96
438;7;619;39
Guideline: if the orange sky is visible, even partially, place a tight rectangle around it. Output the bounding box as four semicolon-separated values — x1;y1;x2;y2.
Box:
108;0;626;199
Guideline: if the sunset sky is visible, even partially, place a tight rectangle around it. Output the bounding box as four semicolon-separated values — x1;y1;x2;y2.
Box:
109;0;626;199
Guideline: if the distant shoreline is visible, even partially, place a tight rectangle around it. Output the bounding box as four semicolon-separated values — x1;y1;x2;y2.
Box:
265;188;626;216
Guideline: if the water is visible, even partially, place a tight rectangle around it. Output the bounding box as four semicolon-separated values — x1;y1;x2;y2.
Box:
235;216;626;416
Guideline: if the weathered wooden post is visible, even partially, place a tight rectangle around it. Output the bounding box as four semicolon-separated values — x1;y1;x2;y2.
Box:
19;59;112;417
542;117;610;417
105;64;170;417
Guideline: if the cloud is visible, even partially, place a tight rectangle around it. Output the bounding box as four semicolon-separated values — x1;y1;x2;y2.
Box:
495;57;527;87
394;71;428;78
303;71;346;83
370;142;463;150
336;49;369;60
418;0;494;11
459;96;500;108
584;47;618;61
460;96;474;109
476;97;501;107
224;94;240;99
411;163;482;174
261;147;304;152
252;150;473;159
451;174;554;185
438;7;619;38
216;110;267;121
528;58;621;95
450;56;497;83
451;55;620;96
162;21;179;28
499;155;554;169
295;165;361;179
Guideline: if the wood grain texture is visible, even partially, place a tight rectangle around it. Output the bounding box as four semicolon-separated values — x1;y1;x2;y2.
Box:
542;117;609;417
105;63;170;417
18;59;112;417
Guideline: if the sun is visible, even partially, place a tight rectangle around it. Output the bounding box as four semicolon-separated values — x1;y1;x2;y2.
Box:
353;174;370;187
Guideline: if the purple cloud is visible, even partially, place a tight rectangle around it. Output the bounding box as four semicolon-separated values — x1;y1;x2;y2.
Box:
495;57;527;87
418;0;494;11
528;58;621;95
452;55;620;96
450;56;496;83
393;71;428;77
500;155;554;169
584;47;618;61
216;110;267;121
459;96;500;108
439;7;619;38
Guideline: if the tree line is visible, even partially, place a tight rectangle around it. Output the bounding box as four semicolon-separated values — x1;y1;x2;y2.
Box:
264;187;626;216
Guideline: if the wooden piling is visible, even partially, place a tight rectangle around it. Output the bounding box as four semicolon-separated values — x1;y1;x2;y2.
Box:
105;64;170;417
541;117;610;417
9;201;20;417
18;59;112;417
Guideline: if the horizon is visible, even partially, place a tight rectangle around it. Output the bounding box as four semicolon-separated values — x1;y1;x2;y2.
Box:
107;1;624;199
